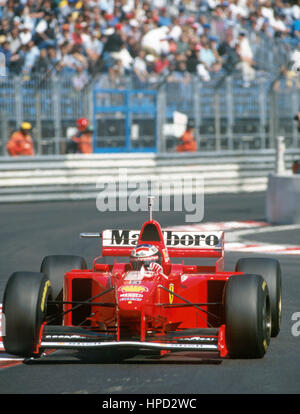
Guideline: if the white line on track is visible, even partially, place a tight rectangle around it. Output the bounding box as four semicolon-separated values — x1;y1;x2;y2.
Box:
227;223;300;238
225;241;300;254
168;221;300;255
0;306;24;366
168;220;270;232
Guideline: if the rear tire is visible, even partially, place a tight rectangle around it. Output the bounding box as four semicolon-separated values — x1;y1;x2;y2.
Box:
40;255;87;324
235;258;282;337
40;255;87;301
2;272;51;357
225;274;271;358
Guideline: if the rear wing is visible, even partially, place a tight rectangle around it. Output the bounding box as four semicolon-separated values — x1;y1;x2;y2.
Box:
101;229;224;258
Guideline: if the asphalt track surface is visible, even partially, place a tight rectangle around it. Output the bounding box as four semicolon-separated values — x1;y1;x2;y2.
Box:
0;192;299;395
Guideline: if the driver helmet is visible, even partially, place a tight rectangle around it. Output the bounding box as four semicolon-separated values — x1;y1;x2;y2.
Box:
130;244;162;271
76;118;89;131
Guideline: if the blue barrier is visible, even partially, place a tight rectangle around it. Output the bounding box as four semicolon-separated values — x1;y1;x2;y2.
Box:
93;89;158;153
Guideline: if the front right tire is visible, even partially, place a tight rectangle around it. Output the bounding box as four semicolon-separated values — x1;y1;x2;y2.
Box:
2;271;51;357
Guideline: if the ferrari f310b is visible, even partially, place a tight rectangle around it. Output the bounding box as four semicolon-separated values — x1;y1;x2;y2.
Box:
2;206;282;359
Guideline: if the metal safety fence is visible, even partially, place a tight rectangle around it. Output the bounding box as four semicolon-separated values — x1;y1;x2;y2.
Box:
0;75;92;155
0;149;299;203
0;72;299;155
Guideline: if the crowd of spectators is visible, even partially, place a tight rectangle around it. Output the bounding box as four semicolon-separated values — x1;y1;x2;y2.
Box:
0;0;300;89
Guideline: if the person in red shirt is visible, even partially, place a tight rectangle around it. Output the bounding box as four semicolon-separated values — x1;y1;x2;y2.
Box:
153;53;169;74
69;122;93;154
72;23;84;45
6;122;35;156
67;117;89;153
176;120;197;152
78;125;94;154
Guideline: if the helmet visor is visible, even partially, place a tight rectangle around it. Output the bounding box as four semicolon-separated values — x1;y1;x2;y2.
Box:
130;258;157;271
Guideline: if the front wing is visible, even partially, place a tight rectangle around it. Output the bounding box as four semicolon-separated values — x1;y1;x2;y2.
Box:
39;325;228;356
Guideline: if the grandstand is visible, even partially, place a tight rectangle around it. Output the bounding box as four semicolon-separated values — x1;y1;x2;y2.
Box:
0;0;299;154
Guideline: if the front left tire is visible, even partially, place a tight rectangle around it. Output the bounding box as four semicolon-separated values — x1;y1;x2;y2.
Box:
225;274;271;358
235;257;282;337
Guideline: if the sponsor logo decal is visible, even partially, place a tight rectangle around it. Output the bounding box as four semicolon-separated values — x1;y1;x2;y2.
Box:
119;293;144;302
41;280;51;312
103;230;222;249
169;283;174;304
118;285;148;293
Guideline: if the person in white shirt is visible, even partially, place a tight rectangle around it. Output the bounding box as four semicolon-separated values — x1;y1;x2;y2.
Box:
23;40;40;73
133;49;148;82
19;23;32;45
270;12;289;35
141;26;170;56
236;31;255;86
111;42;134;72
291;43;300;65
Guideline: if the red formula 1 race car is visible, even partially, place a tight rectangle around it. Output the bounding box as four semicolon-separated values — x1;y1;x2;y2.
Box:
2;204;282;360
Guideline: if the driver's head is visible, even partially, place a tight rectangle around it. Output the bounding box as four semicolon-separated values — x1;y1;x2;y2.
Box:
130;244;162;271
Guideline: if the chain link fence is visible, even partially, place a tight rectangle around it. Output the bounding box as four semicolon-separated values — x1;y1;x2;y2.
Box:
0;74;92;155
0;70;299;155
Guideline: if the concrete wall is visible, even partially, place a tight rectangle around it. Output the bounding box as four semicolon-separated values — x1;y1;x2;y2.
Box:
266;173;300;224
0;150;299;203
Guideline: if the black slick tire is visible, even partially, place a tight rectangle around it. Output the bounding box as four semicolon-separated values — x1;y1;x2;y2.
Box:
40;255;87;325
2;272;51;357
235;257;282;337
225;274;271;358
40;255;87;301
